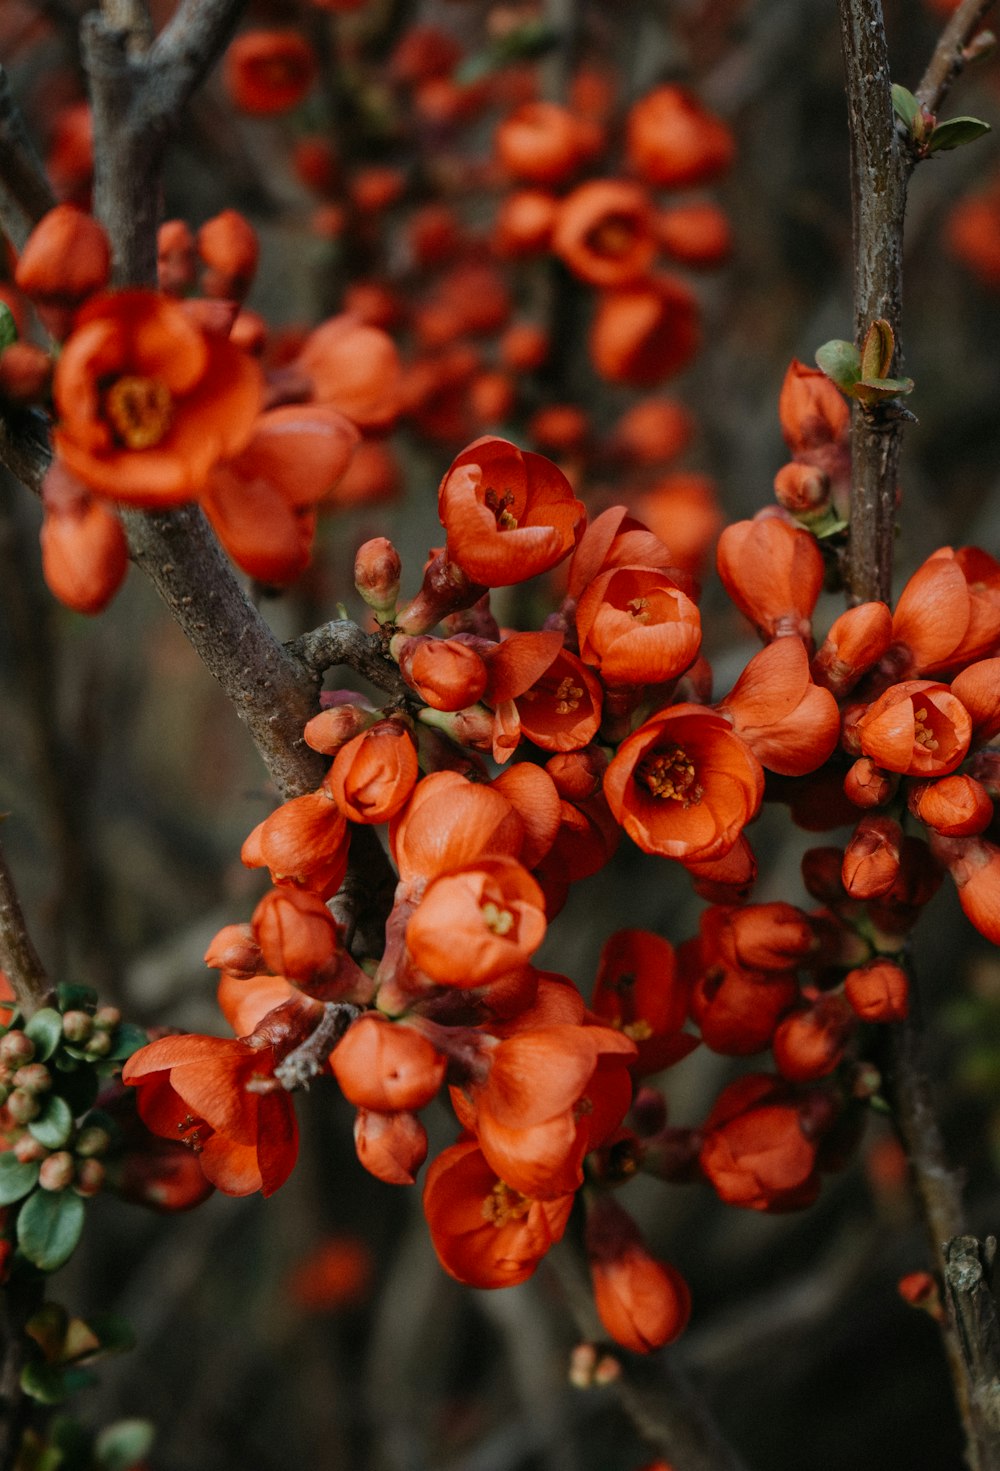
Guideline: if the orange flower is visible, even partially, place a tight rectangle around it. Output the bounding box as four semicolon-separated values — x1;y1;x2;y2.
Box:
716;515;824;642
952;658;1000;746
514;647;604;752
354;1108;428;1185
53;290;262;506
657;202;732;267
946;190;1000;287
197;209;259;301
590;277;700;387
576;565;702;687
286;1236;373;1312
701;902;815;972
698;1074;819;1212
495;102;594;186
39;461;128;614
716;636;839;776
251;886;341;980
844;960;909;1022
841;814;903;899
910;773;993;836
689;956;797;1056
585;1196;690;1353
157;220;196;296
390;771;524;884
609;398;694;466
438;436;586;587
331;1014;445;1112
856;679;972;776
890;547;1000;676
626;85;734;188
406;857;547;987
395;635;489;712
495;189;558;257
224;30;317;116
810;601;893;697
552;180;656;288
778;359;850;459
324;719;419;824
604;705;764;864
423;1139;574;1287
15;205;110;313
630;473;723;578
242;788;350;896
451;1022;636;1198
568;504;675;600
928;834;1000;944
772;995;855;1082
491;764;562;868
122;1003;317;1196
294;314;401;431
591;929;698;1074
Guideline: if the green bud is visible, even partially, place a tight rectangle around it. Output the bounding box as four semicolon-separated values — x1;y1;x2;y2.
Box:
73;1158;105;1197
6;1087;41;1124
61;1011;94;1044
85;1032;112;1058
38;1150;75;1192
0;1032;35;1066
12;1063;52;1095
93;1006;122;1032
74;1126;111;1159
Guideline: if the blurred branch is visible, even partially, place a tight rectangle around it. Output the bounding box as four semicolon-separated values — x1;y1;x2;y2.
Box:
0;831;56;1016
916;0;996;115
0;65;56;251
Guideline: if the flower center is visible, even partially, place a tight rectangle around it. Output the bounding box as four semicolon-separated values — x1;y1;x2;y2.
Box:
626;596;651;624
482;1179;532;1227
481;899;515;936
586;213;638;259
637;742;703;805
105;375;173;450
554;675;583;714
913;705;940;752
484;486;519;531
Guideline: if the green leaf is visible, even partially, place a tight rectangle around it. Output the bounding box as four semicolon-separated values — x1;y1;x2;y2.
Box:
860;318;894;381
25;1010;63;1062
95;1421;155;1471
20;1360;95;1405
853;374;915;404
0;1154;39;1205
29;1096;74;1151
891;84;920;129
56;985;96;1015
815;338;861;390
105;1024;148;1063
928;116;992;152
25;1303;69;1363
0;302;18;352
17;1190;85;1272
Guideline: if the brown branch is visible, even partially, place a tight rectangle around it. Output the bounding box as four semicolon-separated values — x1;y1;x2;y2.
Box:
944;1236;1000;1465
0;832;56;1017
916;0;996;115
274;1001;361;1090
287;620;410;702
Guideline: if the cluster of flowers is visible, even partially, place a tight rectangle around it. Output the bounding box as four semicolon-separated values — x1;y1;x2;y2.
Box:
120;410;1000;1356
0;203;401;610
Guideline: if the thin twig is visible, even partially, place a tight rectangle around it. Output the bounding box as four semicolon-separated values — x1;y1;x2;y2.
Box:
916;0;996;114
0;832;55;1016
944;1236;1000;1463
287;620;410;701
0;66;56;252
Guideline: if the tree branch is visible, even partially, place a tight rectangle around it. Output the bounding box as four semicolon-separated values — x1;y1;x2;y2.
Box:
287;620;410;702
0;832;56;1017
0;66;56;252
916;0;996;115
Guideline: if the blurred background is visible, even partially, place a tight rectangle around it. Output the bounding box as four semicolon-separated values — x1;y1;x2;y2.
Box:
3;0;1000;1466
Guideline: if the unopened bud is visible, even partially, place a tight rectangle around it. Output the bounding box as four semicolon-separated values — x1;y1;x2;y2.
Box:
568;1342;598;1388
93;1006;121;1032
12;1064;51;1095
73;1158;105;1197
14;1134;49;1164
354;537;402;617
38;1151;75;1191
592;1354;622;1386
61;1010;94;1043
85;1032;112;1058
0;342;52;405
74;1125;111;1158
6;1087;41;1124
303;703;376;756
851;1060;883;1099
0;1032;35;1066
774;460;830;516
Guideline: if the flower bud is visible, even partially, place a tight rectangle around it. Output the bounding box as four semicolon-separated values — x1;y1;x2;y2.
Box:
774;461;830;516
85;1032;112;1058
842;815;902;899
61;1010;94;1043
39;1151;75;1191
75;1125;111;1158
94;1006;121;1031
844;757;896;809
157;219;196;295
198;209;259;301
14;1134;49;1164
354;537;402;616
844;959;909;1022
393;634;488;712
73;1158;105;1197
204;924;262;978
12;1063;51;1095
6;1087;41;1124
0;1032;35;1066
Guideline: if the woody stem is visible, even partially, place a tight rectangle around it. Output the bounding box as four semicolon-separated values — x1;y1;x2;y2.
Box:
0;834;56;1018
839;1;1000;1464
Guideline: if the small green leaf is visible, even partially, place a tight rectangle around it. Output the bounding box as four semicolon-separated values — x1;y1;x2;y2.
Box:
56;985;96;1015
95;1421;155;1471
853;374;915;404
0;1154;39;1205
25;1010;63;1062
20;1360;94;1405
0;302;18;352
17;1189;85;1272
29;1096;74;1151
928;116;992;152
815;338;861;390
105;1024;148;1063
860;318;894;381
59;1318;101;1365
891;84;920;129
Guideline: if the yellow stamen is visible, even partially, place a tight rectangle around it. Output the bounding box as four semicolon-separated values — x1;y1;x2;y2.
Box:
913;706;939;752
554;675;583;714
106;375;173;450
626;596;651;624
482;1179;532;1227
637;743;703;806
484;486;519;531
481;900;515;936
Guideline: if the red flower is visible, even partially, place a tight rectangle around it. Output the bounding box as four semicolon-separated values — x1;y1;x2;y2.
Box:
406;857;547;988
438;436;585;588
586;1195;690;1352
717;515;824;642
591;929;698;1074
856;680;972;777
717;637;839;776
575;565;702;687
604;705;764;864
224;30;317;116
626;86;734;189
